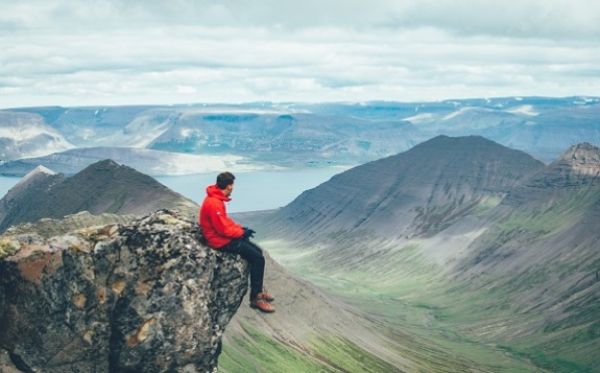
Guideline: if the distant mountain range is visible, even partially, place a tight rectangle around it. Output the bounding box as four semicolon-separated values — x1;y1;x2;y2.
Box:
0;111;73;161
0;147;270;177
1;96;599;175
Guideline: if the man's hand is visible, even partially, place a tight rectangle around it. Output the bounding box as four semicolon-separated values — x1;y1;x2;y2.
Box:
243;227;256;239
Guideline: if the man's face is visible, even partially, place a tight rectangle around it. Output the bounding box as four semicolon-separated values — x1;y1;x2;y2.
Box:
224;183;234;197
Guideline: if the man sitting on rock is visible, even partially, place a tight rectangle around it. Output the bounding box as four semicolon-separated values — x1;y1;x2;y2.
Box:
199;171;275;313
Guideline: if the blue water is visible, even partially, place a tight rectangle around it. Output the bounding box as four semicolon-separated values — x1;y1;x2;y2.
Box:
0;168;346;213
156;168;346;212
0;176;21;198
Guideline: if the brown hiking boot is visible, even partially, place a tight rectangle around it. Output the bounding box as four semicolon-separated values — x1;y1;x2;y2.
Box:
257;290;274;302
250;297;275;313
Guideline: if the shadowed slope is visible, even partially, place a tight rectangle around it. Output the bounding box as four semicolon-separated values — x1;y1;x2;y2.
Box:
263;135;544;241
0;160;197;233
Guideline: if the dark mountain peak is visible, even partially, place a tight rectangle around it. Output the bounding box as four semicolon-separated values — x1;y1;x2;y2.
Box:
2;164;62;205
403;135;537;164
27;164;57;175
429;134;451;141
74;159;146;182
16;165;58;186
504;143;600;207
428;134;524;150
0;160;197;233
542;142;600;180
85;159;122;170
0;165;64;229
559;143;600;165
98;158;120;166
269;136;545;239
427;134;489;144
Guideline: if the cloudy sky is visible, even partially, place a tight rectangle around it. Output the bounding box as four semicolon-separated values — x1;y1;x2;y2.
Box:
1;0;599;108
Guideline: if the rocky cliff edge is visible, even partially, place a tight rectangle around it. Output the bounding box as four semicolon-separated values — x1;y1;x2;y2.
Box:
0;209;248;372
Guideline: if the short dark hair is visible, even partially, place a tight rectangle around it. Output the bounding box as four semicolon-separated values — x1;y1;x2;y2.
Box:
216;172;235;189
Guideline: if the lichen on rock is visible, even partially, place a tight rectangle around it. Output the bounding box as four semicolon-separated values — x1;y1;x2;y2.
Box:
0;209;248;372
0;237;20;260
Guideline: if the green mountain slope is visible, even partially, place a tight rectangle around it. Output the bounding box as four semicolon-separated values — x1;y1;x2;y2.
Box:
254;140;600;372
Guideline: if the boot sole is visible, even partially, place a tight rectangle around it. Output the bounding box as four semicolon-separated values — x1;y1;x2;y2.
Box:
250;303;275;313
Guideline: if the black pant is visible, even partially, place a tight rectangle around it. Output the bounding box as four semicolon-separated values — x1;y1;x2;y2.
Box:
220;239;265;299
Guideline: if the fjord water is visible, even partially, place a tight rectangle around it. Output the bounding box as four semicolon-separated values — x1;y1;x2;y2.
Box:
0;168;345;214
0;176;20;196
155;168;347;212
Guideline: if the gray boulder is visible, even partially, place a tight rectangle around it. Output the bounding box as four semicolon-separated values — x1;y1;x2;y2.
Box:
0;209;248;372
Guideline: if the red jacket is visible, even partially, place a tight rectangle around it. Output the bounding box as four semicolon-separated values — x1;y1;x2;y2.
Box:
199;184;244;249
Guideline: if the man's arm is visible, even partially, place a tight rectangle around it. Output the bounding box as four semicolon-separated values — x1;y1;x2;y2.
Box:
209;202;244;238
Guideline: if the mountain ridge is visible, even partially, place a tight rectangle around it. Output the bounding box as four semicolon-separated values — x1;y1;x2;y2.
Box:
263;135;545;240
3;97;599;168
0;159;197;233
253;136;600;372
0;147;269;177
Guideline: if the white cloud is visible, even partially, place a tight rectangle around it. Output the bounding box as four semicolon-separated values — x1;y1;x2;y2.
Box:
3;0;600;39
0;0;599;108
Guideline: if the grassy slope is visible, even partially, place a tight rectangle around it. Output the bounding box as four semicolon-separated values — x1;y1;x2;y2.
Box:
262;240;541;372
220;323;402;373
258;187;600;372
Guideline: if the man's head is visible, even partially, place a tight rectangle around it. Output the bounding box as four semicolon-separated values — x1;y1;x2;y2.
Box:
216;172;235;196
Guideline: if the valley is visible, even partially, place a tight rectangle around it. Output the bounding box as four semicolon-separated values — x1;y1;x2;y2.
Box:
244;137;600;372
1;134;598;372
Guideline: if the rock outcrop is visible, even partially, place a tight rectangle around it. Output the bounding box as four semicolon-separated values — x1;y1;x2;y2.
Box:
0;210;248;372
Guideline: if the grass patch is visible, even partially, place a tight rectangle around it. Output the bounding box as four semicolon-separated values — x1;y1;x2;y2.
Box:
499;187;600;239
0;237;20;259
473;195;503;216
498;345;594;373
219;323;328;373
220;323;406;373
309;335;401;373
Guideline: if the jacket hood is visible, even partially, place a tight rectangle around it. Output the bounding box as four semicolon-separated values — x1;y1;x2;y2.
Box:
206;184;231;202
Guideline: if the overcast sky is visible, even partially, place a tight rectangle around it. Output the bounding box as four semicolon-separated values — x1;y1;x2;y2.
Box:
1;0;599;108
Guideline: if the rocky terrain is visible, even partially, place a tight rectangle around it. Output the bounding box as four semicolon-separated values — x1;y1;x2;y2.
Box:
0;210;248;372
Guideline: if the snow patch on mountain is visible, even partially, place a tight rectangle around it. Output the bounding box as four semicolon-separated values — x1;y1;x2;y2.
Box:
110;115;172;148
442;107;476;120
506;105;539;116
573;97;600;105
147;151;272;175
13;165;57;189
180;128;198;137
0;111;74;159
26;136;75;158
403;113;436;124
